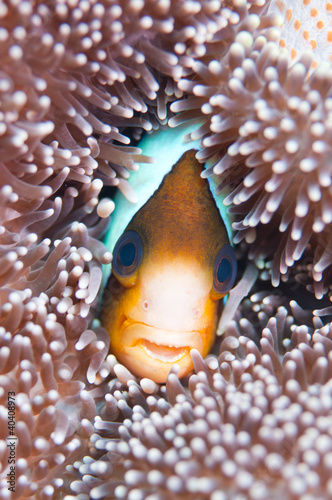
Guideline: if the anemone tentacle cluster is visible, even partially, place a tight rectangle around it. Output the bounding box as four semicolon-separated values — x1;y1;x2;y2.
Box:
0;0;331;499
72;305;332;500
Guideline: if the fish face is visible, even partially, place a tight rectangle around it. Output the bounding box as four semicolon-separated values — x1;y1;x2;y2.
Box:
102;256;220;382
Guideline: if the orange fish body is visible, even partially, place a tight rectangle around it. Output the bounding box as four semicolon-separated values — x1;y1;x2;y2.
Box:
101;126;236;383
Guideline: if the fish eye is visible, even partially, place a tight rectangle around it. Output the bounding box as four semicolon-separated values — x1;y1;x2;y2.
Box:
213;244;237;295
112;230;143;278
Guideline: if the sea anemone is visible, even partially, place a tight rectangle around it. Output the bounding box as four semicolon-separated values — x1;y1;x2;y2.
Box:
69;298;332;500
170;0;332;298
0;0;331;499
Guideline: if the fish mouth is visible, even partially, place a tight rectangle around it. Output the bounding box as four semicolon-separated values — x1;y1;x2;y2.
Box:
112;317;211;382
120;317;203;364
136;339;189;363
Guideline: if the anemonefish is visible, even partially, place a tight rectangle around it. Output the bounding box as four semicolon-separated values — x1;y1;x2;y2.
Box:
101;124;237;383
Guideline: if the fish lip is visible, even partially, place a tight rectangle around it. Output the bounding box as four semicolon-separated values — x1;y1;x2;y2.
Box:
136;339;189;363
121;316;204;350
